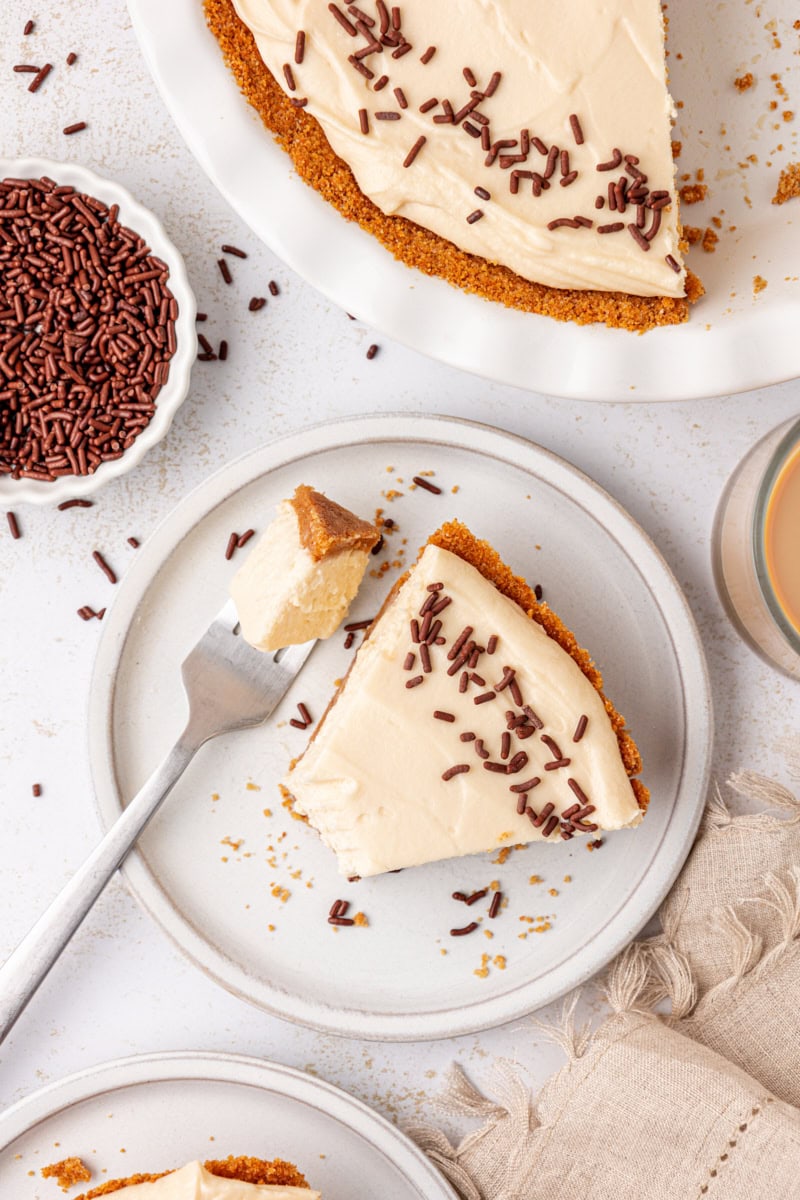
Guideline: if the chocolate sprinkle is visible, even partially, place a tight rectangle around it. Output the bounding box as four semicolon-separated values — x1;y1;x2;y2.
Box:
359;107;369;134
295;30;306;63
433;710;455;722
58;499;93;510
6;511;21;539
573;714;588;742
412;475;441;494
406;674;424;688
92;550;117;584
442;764;470;781
569;113;584;145
63;122;87;136
32;783;42;797
465;888;488;906
488;891;502;919
217;258;233;284
450;921;479;937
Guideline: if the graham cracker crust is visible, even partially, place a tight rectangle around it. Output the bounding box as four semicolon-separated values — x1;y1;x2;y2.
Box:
204;0;702;332
75;1156;309;1198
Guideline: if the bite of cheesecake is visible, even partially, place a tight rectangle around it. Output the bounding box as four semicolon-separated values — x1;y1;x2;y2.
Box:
230;485;379;651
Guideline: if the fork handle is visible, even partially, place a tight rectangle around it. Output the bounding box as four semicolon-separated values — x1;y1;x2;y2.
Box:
0;734;199;1047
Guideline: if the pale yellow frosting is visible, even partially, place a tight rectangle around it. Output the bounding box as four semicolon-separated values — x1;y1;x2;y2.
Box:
233;0;684;297
286;545;642;877
111;1162;319;1199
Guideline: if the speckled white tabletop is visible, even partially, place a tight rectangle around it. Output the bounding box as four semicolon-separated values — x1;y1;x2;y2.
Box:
1;0;799;1160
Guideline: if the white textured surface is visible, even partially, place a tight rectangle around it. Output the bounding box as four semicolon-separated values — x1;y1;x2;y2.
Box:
1;0;799;1171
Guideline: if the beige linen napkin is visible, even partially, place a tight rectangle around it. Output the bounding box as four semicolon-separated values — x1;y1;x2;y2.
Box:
411;772;800;1199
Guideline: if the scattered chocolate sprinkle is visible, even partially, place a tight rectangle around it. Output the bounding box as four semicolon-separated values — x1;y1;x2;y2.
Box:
542;814;559;838
196;313;208;322
375;111;401;121
329;2;357;35
466;209;484;224
249;296;267;312
58;499;94;510
486;635;498;655
268;280;280;296
598;222;624;234
224;532;239;561
426;582;444;592
28;63;52;93
13;65;39;73
531;802;554;828
484;761;508;774
541;735;563;760
344;619;373;631
573;714;588;742
474;691;496;705
366;343;379;360
430;595;451;615
217;258;233;284
77;605;105;621
290;96;309;107
547;218;580;230
628;223;651;252
128;536;140;549
569;113;584;145
458;672;468;693
329;898;346;918
6;511;21;539
23;19;35;35
597;149;623;172
448;626;473;660
419;45;436;64
474;739;489;760
470;672;485;686
92;550;117;584
297;701;312;725
412;475;441;494
494;666;515;692
63;122;87;136
567;778;591;807
32;783;42;797
344;631;355;649
442;763;470;781
474;186;491;202
450;921;479;936
406;674;424;688
509;678;523;707
463;122;482;139
460;731;476;742
465;887;488;906
419;97;438;113
329;915;356;926
394;86;408;109
500;731;511;760
419;641;432;673
534;585;543;601
544;757;571;771
509;777;540;793
294;29;306;63
523;706;544;730
452;891;468;901
488;891;502;919
516;795;527;814
665;254;681;274
507;751;529;774
219;339;229;361
289;717;307;730
66;51;77;66
403;651;416;670
221;244;247;259
371;534;384;555
433;710;455;722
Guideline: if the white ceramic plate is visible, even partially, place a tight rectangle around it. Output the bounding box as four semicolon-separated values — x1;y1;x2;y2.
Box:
125;0;799;401
0;158;197;506
0;1051;455;1199
87;414;712;1040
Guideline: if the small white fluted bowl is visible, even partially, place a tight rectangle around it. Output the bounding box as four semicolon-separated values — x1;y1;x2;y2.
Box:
0;157;196;506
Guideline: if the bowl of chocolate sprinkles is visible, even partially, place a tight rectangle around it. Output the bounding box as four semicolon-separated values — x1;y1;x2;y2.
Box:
0;158;196;504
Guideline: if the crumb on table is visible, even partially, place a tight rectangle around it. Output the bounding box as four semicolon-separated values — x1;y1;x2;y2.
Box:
772;163;800;205
41;1158;91;1191
734;72;754;92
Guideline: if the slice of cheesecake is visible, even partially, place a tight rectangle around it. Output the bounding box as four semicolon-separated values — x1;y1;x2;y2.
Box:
230;485;379;651
207;0;698;329
284;521;648;878
75;1158;317;1199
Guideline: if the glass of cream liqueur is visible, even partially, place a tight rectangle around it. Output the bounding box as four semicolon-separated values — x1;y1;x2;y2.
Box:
714;417;800;680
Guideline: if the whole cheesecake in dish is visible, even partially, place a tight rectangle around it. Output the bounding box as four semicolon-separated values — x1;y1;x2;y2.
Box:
284;521;648;878
75;1157;318;1199
205;0;702;330
230;485;379;650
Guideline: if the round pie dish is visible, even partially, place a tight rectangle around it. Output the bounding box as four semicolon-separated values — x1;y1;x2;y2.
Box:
0;157;196;507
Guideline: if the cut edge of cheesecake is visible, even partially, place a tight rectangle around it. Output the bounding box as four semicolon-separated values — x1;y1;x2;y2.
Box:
290;484;380;560
286;519;649;821
74;1157;310;1199
203;0;703;333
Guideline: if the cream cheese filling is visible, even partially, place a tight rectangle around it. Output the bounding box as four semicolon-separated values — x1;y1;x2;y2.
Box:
111;1161;319;1199
286;545;642;878
233;0;684;297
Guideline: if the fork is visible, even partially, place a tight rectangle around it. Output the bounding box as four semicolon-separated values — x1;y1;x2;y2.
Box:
0;599;315;1046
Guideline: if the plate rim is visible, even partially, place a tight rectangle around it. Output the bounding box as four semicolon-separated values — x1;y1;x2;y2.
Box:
124;0;800;402
0;1049;458;1199
86;412;713;1040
